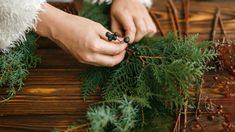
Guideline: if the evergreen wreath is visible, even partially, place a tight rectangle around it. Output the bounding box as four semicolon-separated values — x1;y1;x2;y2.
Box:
79;2;217;132
0;32;39;103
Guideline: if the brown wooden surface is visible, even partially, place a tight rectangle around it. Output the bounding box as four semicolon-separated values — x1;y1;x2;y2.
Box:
153;0;235;41
0;0;235;131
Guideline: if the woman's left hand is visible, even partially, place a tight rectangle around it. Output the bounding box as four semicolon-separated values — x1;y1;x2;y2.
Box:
111;0;157;43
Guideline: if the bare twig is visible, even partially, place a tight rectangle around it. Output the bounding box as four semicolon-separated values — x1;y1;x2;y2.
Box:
64;123;90;132
149;10;165;36
183;99;188;132
211;8;221;41
173;108;182;132
139;56;161;59
178;114;181;132
195;83;202;118
167;6;177;36
0;95;14;103
139;56;161;65
168;0;181;38
219;15;229;43
141;108;145;128
183;0;190;37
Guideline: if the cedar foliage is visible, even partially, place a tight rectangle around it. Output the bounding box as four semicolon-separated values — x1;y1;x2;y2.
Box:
80;3;217;132
0;32;40;102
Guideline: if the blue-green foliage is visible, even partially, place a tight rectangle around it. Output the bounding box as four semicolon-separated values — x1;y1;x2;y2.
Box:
87;96;139;132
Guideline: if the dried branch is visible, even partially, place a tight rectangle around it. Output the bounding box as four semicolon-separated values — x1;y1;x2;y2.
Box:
64;123;90;132
167;6;177;36
183;99;188;132
219;15;229;43
149;10;165;36
168;0;181;38
0;95;13;103
139;55;161;65
183;0;190;37
173;108;182;132
195;83;203;118
211;8;221;41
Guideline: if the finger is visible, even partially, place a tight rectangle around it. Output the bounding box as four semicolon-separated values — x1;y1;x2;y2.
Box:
114;11;136;43
79;59;101;67
133;17;147;42
91;39;127;55
93;51;126;67
111;16;124;37
144;17;157;37
96;24;112;41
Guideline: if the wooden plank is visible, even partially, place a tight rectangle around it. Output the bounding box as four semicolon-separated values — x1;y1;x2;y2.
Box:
0;42;100;131
153;0;235;41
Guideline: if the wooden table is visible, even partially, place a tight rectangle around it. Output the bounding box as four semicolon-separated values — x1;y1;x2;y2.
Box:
0;0;235;131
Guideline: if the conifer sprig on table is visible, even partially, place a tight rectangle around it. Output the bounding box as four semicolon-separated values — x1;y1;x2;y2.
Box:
87;96;139;132
0;33;40;103
80;3;217;131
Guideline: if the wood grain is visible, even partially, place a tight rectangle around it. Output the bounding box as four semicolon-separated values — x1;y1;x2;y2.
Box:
153;0;235;41
0;45;101;131
0;0;235;131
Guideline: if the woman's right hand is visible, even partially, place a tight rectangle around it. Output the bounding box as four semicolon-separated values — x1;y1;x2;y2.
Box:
36;3;127;67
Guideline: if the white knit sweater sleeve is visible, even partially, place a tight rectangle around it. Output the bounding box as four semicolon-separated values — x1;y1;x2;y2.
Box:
0;0;46;51
88;0;153;8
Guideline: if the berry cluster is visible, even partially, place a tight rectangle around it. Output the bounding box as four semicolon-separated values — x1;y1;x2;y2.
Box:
205;98;233;131
106;32;118;42
190;97;233;131
127;44;141;56
215;40;235;74
212;75;234;97
105;32;141;56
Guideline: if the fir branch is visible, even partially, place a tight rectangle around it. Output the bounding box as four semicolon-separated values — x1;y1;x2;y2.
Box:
81;67;111;99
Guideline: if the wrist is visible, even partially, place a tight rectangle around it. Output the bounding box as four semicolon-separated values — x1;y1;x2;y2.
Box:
36;3;68;40
111;0;152;8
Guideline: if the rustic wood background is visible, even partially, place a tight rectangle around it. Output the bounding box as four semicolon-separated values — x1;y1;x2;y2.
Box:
0;0;235;131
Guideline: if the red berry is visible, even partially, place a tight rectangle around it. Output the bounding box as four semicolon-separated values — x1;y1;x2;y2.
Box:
224;114;230;123
209;115;215;120
218;105;223;109
222;122;228;128
195;123;200;129
214;76;219;80
233;69;235;74
197;109;202;116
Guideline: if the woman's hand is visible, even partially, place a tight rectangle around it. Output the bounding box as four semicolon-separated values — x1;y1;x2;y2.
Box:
36;3;127;67
111;0;157;43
